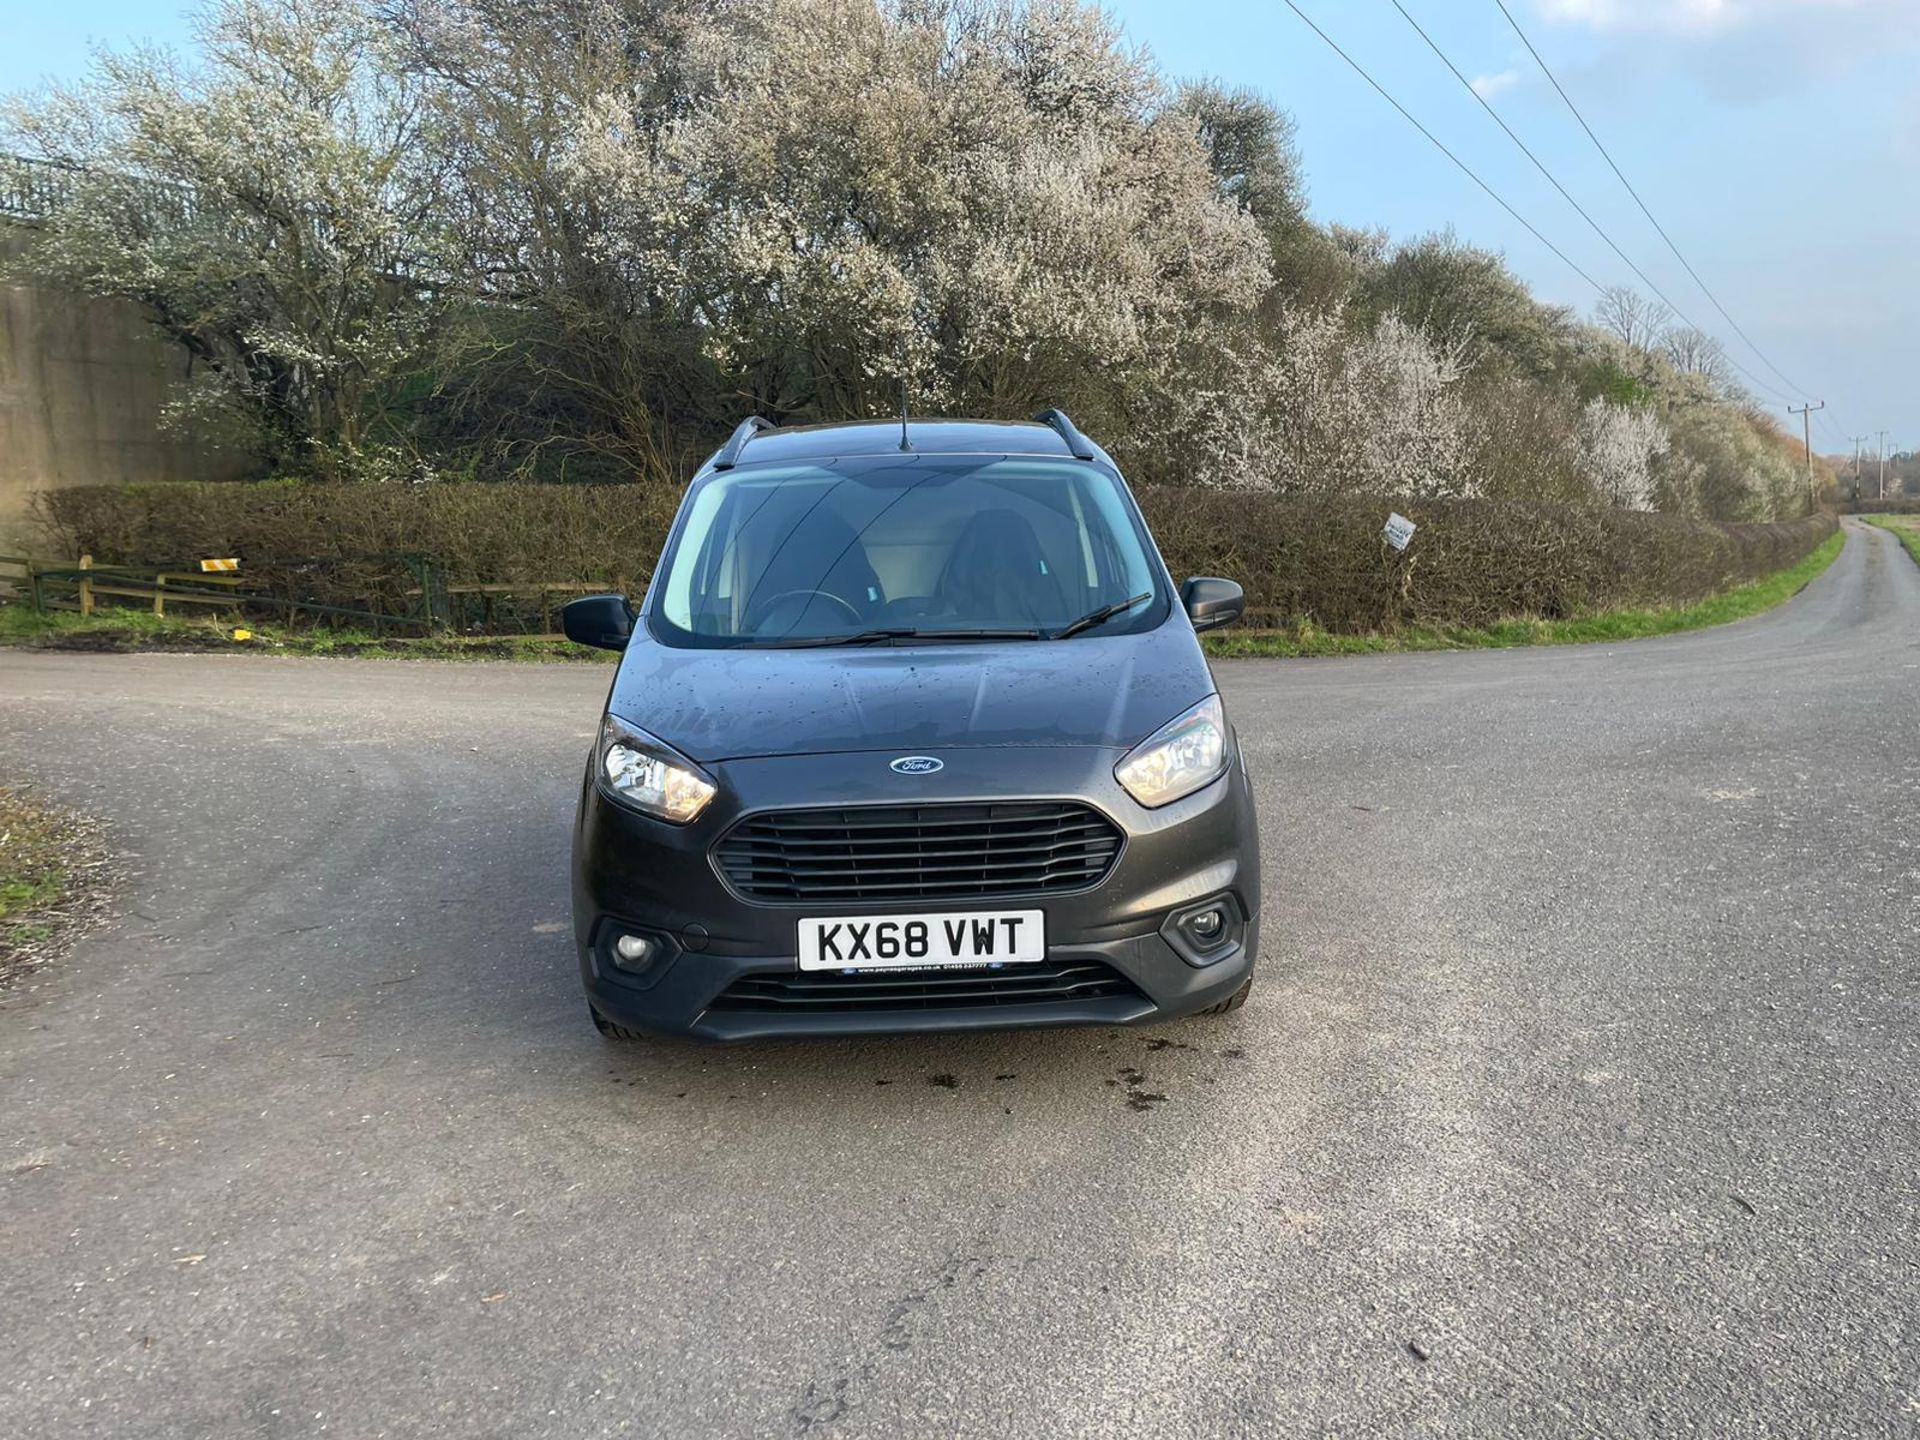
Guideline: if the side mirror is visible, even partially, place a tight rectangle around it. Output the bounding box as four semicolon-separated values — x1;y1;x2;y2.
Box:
562;594;634;651
1181;577;1244;633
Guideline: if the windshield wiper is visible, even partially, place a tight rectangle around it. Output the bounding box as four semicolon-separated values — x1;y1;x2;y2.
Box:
1052;592;1152;640
759;627;1043;649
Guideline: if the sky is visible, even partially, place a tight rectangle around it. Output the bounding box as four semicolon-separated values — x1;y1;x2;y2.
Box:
2;0;1913;456
1124;0;1918;458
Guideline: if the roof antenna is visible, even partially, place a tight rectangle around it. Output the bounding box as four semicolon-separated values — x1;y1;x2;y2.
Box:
898;338;912;452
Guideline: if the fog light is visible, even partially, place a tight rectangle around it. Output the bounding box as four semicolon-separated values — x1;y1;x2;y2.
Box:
601;926;677;985
1162;895;1243;967
1188;908;1225;944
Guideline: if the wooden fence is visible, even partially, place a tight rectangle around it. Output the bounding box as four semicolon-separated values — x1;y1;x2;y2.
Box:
0;554;604;636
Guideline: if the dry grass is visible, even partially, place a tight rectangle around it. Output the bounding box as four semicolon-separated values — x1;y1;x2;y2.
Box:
0;788;116;991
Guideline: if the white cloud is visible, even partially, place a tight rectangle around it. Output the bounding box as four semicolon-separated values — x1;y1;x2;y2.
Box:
1470;69;1522;99
1534;0;1918;102
1539;0;1886;35
1541;0;1733;32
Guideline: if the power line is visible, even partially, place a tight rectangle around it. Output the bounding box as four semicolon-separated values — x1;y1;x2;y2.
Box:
1274;0;1605;295
1491;0;1816;401
1783;399;1851;455
1388;0;1799;408
1804;397;1849;450
1283;0;1844;435
1792;402;1845;452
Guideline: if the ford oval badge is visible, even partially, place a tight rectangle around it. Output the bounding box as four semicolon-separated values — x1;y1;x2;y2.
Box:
890;756;944;775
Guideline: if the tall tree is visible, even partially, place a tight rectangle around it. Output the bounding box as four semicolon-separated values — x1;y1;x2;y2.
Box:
4;0;455;477
1595;285;1673;355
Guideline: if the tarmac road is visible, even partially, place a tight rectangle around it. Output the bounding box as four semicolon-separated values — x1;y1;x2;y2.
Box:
2;518;1916;1438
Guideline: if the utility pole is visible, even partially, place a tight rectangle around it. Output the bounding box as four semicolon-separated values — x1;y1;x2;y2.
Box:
1850;436;1869;500
1788;402;1824;507
1878;430;1890;501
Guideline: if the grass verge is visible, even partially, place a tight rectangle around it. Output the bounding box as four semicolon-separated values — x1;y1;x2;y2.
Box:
1;788;115;990
1;529;1845;663
1860;514;1920;567
0;605;614;662
1204;531;1845;659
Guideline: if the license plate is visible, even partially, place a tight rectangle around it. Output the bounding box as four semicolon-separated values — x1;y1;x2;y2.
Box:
796;910;1046;972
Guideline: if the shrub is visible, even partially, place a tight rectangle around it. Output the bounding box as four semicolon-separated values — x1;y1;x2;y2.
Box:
1462;371;1591;506
1139;491;1831;631
1578;399;1670;512
34;481;1835;636
31;482;680;623
1223;304;1478;498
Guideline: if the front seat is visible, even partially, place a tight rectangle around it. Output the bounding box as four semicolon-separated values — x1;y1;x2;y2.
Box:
938;508;1065;627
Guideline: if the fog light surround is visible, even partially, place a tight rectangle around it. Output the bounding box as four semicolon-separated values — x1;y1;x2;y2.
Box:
1161;894;1246;967
598;924;679;982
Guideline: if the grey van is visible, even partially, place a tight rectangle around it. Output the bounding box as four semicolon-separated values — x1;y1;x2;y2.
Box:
563;411;1260;1040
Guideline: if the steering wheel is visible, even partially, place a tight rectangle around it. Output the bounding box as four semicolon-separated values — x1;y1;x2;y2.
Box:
752;589;863;632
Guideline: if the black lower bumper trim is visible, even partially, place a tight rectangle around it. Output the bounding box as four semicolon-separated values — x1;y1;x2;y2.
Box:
708;958;1143;1013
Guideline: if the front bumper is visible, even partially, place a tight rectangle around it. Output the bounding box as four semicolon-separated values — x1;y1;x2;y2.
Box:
571;743;1260;1040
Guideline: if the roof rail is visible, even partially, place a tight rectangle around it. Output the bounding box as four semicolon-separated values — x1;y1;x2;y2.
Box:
1032;408;1097;461
712;415;776;471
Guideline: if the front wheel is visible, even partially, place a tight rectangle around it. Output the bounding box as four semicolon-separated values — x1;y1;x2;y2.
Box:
1197;974;1253;1016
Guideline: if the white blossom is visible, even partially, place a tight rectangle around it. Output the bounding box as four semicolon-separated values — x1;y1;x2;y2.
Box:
1213;303;1479;498
1579;398;1670;510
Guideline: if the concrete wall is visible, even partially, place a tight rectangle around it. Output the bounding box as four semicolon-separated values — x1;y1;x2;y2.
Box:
0;229;256;550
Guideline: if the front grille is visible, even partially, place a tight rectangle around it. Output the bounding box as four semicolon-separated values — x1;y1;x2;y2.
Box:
709;959;1144;1013
714;802;1123;903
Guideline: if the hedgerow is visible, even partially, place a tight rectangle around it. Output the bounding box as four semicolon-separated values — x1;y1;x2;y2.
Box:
34;482;1835;635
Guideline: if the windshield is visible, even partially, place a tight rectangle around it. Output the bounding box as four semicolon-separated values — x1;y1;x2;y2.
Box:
649;455;1168;648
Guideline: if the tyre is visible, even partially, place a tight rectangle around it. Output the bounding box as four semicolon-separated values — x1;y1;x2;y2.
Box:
589;1002;646;1042
1198;975;1253;1016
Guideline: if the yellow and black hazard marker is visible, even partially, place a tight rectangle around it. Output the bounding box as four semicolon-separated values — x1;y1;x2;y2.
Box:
199;557;240;573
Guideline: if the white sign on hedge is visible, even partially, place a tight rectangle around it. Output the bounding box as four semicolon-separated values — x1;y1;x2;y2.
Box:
1383;513;1416;552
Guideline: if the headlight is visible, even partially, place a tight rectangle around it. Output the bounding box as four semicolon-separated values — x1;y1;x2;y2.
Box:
1114;694;1228;808
596;714;717;823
